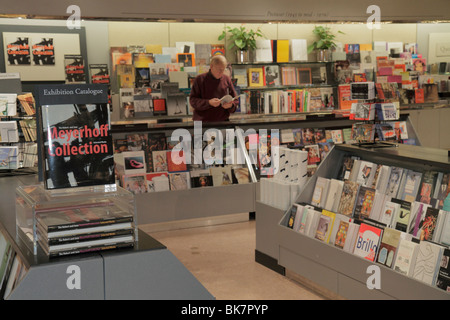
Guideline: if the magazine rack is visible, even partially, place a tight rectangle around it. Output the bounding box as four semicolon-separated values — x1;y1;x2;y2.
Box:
275;143;450;299
15;183;137;255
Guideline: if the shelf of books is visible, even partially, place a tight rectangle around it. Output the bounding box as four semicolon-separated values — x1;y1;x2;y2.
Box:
0;74;38;175
276;143;450;299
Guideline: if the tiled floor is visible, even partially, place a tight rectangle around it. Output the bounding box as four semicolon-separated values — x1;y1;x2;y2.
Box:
145;219;325;300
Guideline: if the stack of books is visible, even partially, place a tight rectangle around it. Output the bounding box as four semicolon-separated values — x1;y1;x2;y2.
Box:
36;201;135;258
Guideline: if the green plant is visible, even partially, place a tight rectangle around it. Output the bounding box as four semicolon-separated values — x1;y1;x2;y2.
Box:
307;26;344;53
218;26;264;51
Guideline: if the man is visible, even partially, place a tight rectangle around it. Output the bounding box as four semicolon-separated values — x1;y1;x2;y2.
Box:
189;55;238;122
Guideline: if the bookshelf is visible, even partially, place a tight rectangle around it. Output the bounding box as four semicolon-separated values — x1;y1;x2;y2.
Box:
273;143;450;300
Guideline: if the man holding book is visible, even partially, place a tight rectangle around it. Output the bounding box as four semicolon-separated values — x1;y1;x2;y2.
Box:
189;55;238;122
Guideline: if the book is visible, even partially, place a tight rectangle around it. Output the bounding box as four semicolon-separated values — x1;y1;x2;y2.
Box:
324;179;344;213
39;234;134;257
247;68;264;87
210;166;233;186
152;150;168;172
0;93;17;116
263;65;280;86
379;201;400;228
412;241;444;286
169;171;190;190
376;228;401;268
343;222;360;253
397;170;422;203
353;223;383;262
353;186;376;220
122;173;148;193
311;177;330;208
419;206;440;241
315;210;336;243
385;167;404;198
390;198;411;232
337;180;359;217
334;219;350;249
436;248;450;292
36;205;133;236
146;172;170;192
393;238;419;276
166;150;187;172
416;171;439;205
37;84;114;190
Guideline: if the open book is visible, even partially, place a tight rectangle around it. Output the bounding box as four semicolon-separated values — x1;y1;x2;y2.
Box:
219;94;239;105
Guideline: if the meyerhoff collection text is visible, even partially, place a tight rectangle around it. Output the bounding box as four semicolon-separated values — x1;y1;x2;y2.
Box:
41;103;114;189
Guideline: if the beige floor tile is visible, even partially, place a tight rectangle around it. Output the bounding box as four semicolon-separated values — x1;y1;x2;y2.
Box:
147;220;325;300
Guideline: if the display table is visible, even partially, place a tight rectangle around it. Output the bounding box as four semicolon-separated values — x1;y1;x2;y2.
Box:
0;175;214;300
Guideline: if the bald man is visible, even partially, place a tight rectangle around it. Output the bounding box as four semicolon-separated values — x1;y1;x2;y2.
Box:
189;55;238;122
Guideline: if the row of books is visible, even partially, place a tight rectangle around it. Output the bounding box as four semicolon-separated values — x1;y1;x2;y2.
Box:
234;64;321;89
0;230;27;299
35;201;136;258
286;202;449;291
119;86;190;119
237;86;334;114
120;165;250;194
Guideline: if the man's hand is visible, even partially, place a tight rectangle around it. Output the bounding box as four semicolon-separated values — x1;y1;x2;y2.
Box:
222;101;234;109
209;98;221;107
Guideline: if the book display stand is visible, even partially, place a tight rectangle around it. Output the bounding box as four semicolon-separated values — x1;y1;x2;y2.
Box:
271;143;450;299
15;183;137;256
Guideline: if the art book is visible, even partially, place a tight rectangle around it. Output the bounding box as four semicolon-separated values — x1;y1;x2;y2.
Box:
315;210;336;243
353;223;383;262
37;84;114;190
337;180;359;217
353;186;376;220
376;228;401;268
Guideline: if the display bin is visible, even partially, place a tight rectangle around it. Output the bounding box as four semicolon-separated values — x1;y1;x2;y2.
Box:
15;183;138;256
277;143;450;299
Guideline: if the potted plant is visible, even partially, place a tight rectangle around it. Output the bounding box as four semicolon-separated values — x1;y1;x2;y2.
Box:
218;25;264;63
307;26;343;62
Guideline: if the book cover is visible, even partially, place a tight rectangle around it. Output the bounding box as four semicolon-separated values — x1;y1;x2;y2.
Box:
337;180;359;217
264;65;280;86
353;223;383;262
169;171;190;190
37;84;113;190
334;220;350;249
436;248;450;292
146;172;170;192
122;173;148;194
376;228;401;268
391;198;412;232
210;166;233;186
64;55;86;84
416;170;439;204
393;238;419;276
412;241;443;286
354;186;376;220
420;206;440;241
152;150;168;172
89;64;110;85
315;210;336;243
247;68;264;87
166;150;187;172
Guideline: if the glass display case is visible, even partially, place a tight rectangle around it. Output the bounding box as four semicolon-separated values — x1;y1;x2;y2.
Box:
15;183;137;256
